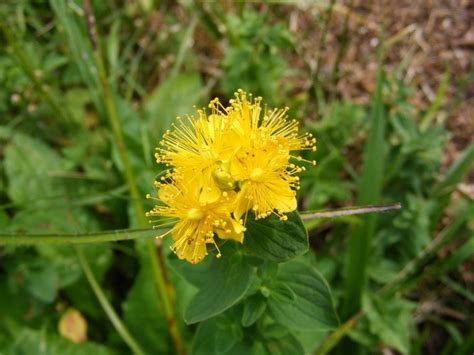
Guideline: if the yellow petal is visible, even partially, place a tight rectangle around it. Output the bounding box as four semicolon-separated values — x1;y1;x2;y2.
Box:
272;184;297;213
215;218;245;243
171;222;208;264
199;176;221;204
233;184;252;220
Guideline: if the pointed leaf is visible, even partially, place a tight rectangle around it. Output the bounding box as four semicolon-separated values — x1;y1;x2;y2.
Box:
242;294;267;327
268;261;339;330
184;256;253;324
244;212;308;263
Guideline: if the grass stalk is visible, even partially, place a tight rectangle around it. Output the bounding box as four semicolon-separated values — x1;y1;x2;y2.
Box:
430;143;474;229
169;16;198;78
76;247;145;355
420;69;450;130
82;1;184;353
342;47;386;319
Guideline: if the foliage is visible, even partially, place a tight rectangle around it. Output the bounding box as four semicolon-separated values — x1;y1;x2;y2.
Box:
0;1;472;355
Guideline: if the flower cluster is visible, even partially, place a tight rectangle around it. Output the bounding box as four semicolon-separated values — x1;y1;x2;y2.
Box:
146;90;316;264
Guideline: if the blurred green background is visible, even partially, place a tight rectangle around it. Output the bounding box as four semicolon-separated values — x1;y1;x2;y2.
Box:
0;1;473;354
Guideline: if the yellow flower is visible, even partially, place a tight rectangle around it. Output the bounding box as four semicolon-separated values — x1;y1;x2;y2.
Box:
227;90;316;220
228;90;316;152
147;90;316;263
155;102;237;203
146;178;244;264
230;142;300;220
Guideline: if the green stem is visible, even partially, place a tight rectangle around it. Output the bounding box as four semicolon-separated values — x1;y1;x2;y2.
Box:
82;2;184;353
0;228;157;245
76;247;145;355
316;312;362;355
300;203;401;221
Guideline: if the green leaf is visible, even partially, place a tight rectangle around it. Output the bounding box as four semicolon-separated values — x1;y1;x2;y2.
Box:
184;255;253;324
365;295;416;354
268;261;339;330
143;73;203;135
0;278;32;322
4;133;67;203
191;320;217;355
7;328;114;355
192;319;253;355
215;320;242;353
256;261;278;281
36;244;112;289
167;251;213;288
244;212;308;263
258;320;289;339
261;334;305;355
241;294;267;327
23;260;58;303
270;282;296;303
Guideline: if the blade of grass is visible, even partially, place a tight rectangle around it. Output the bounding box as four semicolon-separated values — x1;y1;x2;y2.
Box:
434;143;474;197
0;228;158;245
342;47;386;318
437;237;474;273
420;69;450;131
81;2;184;353
440;275;474;303
169;15;198;79
430;143;474;228
383;24;417;51
76;247;145;355
414;236;474;288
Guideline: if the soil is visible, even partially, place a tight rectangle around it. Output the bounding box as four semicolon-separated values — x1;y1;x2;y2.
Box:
287;0;473;186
